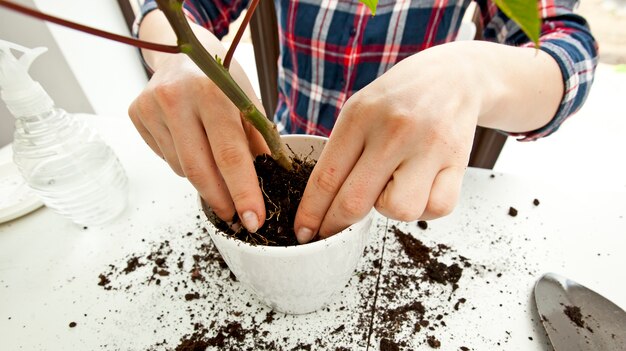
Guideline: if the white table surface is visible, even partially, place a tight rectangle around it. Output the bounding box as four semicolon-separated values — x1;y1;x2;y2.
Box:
0;116;624;350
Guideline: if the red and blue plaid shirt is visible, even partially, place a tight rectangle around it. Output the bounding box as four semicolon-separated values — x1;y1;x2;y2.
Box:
138;0;597;141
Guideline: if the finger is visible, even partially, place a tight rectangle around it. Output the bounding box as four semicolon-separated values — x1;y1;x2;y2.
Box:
131;104;184;177
420;166;465;220
204;104;266;233
294;122;365;244
167;108;236;222
375;157;440;222
141;113;184;177
128;101;162;159
317;143;400;238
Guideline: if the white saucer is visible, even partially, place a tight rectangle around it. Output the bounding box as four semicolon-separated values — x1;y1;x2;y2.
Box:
0;161;44;223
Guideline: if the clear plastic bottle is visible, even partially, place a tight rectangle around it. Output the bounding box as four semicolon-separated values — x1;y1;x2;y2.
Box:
0;40;128;226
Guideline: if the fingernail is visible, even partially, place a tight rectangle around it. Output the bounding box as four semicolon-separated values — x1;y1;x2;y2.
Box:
226;221;241;232
296;227;314;244
241;211;259;233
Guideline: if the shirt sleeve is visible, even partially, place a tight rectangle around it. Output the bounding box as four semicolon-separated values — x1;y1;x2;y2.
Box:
134;0;250;40
476;0;598;141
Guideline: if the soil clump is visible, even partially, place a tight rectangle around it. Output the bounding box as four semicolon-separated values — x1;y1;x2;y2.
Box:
208;155;315;247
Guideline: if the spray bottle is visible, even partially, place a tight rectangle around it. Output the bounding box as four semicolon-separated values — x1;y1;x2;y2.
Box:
0;39;128;226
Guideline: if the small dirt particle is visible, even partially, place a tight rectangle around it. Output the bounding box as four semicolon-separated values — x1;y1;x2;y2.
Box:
123;256;143;274
426;335;441;348
98;274;110;287
330;324;345;335
380;338;400;351
184;292;200;301
417;220;428;230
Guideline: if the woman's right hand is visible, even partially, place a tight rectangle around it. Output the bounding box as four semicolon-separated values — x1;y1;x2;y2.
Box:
128;52;269;233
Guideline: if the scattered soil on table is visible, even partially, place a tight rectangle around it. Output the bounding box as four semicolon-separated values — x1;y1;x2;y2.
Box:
92;193;522;350
533;198;540;206
263;311;276;324
508;207;518;217
174;330;209;351
184;292;200;301
68;321;76;328
123;256;144;274
95;220;487;350
380;337;400;351
97;274;110;289
330;324;345;334
187;321;245;348
392;226;464;289
454;298;467;311
368;225;486;349
208;155;315;247
98;216;357;350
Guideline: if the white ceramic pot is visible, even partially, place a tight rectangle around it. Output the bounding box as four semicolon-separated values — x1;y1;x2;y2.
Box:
198;134;374;314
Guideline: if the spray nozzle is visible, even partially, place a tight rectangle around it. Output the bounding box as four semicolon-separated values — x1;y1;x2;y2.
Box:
0;39;47;91
0;39;53;117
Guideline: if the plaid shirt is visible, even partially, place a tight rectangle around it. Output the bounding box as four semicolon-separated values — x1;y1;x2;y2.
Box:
138;0;597;141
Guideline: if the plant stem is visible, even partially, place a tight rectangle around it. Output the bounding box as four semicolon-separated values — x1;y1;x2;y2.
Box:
223;0;260;69
0;0;179;54
155;0;292;170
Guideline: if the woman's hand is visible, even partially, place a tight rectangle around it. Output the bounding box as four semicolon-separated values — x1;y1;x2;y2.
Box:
128;52;269;233
294;40;563;243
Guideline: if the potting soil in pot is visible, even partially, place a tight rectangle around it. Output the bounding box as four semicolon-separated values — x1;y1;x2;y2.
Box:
209;154;315;247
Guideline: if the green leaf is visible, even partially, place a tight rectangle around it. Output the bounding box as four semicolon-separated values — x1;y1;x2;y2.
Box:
358;0;378;15
494;0;541;47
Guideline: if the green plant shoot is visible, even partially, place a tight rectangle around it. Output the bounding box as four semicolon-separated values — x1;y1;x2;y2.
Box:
359;0;379;15
495;0;541;46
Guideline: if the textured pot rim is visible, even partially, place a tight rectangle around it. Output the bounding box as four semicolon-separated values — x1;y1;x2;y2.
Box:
197;134;373;257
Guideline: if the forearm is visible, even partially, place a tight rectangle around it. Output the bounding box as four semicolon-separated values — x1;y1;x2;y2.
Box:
476;0;598;139
139;11;217;69
467;41;564;134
